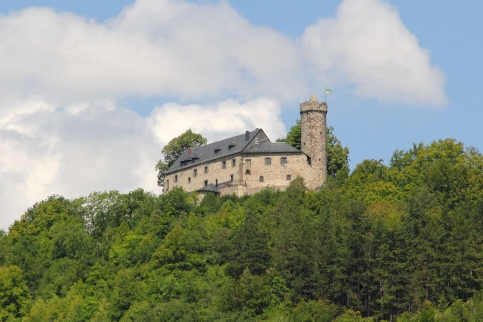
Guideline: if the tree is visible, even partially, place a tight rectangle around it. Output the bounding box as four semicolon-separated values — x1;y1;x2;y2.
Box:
156;129;207;187
389;139;483;209
0;266;30;320
277;119;302;150
278;121;349;177
326;126;350;177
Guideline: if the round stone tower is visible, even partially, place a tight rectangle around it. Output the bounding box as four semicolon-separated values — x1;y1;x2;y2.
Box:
300;94;328;188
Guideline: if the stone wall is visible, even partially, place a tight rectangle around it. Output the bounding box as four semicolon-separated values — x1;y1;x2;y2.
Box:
164;95;328;196
165;155;244;194
241;153;311;191
165;152;313;197
300;95;327;189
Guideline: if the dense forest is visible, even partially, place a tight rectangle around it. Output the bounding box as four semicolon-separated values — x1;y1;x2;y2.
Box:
2;137;483;321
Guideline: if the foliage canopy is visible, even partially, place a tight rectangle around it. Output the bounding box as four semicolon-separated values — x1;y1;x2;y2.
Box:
2;138;483;321
278;121;350;177
155;129;207;187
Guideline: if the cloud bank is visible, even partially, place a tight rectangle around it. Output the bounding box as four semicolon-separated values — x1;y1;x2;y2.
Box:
0;0;446;230
0;98;285;230
302;0;446;105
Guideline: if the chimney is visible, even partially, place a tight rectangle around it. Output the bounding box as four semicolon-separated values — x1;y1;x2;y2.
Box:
245;130;250;141
188;148;192;156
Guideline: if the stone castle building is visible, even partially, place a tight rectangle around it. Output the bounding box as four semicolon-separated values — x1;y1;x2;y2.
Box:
164;94;328;197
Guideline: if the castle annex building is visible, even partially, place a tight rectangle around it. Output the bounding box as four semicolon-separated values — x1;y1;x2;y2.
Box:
164;95;328;197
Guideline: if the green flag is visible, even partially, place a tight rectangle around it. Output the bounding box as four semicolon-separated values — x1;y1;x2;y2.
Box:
325;89;332;94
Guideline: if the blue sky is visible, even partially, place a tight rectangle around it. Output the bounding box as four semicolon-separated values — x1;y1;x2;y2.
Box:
0;0;481;230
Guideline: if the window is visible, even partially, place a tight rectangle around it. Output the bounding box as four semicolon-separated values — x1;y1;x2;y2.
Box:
188;177;191;183
232;159;236;167
287;175;291;181
174;175;178;182
204;180;208;186
215;179;218;186
230;174;234;182
204;166;208;173
281;157;287;164
259;176;264;182
265;158;271;165
246;169;250;175
193;169;197;177
222;160;226;169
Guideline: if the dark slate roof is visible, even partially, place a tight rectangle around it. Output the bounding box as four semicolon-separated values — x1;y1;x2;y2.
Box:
197;184;220;194
243;141;301;154
165;129;262;175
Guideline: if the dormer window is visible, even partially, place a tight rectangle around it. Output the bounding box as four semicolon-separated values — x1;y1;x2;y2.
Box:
180;158;191;167
214;146;221;154
228;142;236;149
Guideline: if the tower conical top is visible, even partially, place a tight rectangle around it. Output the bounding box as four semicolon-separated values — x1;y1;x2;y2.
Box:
309;94;318;102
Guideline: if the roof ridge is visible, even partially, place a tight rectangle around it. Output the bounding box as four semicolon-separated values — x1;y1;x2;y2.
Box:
165;128;262;175
240;128;262;152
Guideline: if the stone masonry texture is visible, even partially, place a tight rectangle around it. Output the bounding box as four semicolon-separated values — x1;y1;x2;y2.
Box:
164;95;328;196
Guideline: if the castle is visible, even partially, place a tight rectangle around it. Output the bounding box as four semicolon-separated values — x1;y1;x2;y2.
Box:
163;94;328;197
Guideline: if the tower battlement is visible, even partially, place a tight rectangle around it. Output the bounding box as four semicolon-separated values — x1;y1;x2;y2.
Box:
300;94;328;114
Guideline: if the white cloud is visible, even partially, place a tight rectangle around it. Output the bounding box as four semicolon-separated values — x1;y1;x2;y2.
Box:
0;1;306;104
149;97;286;144
0;97;286;231
0;0;448;230
0;0;445;106
0;100;160;231
302;0;446;105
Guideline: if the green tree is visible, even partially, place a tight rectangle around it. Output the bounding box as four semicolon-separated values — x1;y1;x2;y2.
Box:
326;126;350;177
278;121;349;177
156;129;207;187
0;266;30;320
389;139;483;210
277;119;302;150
